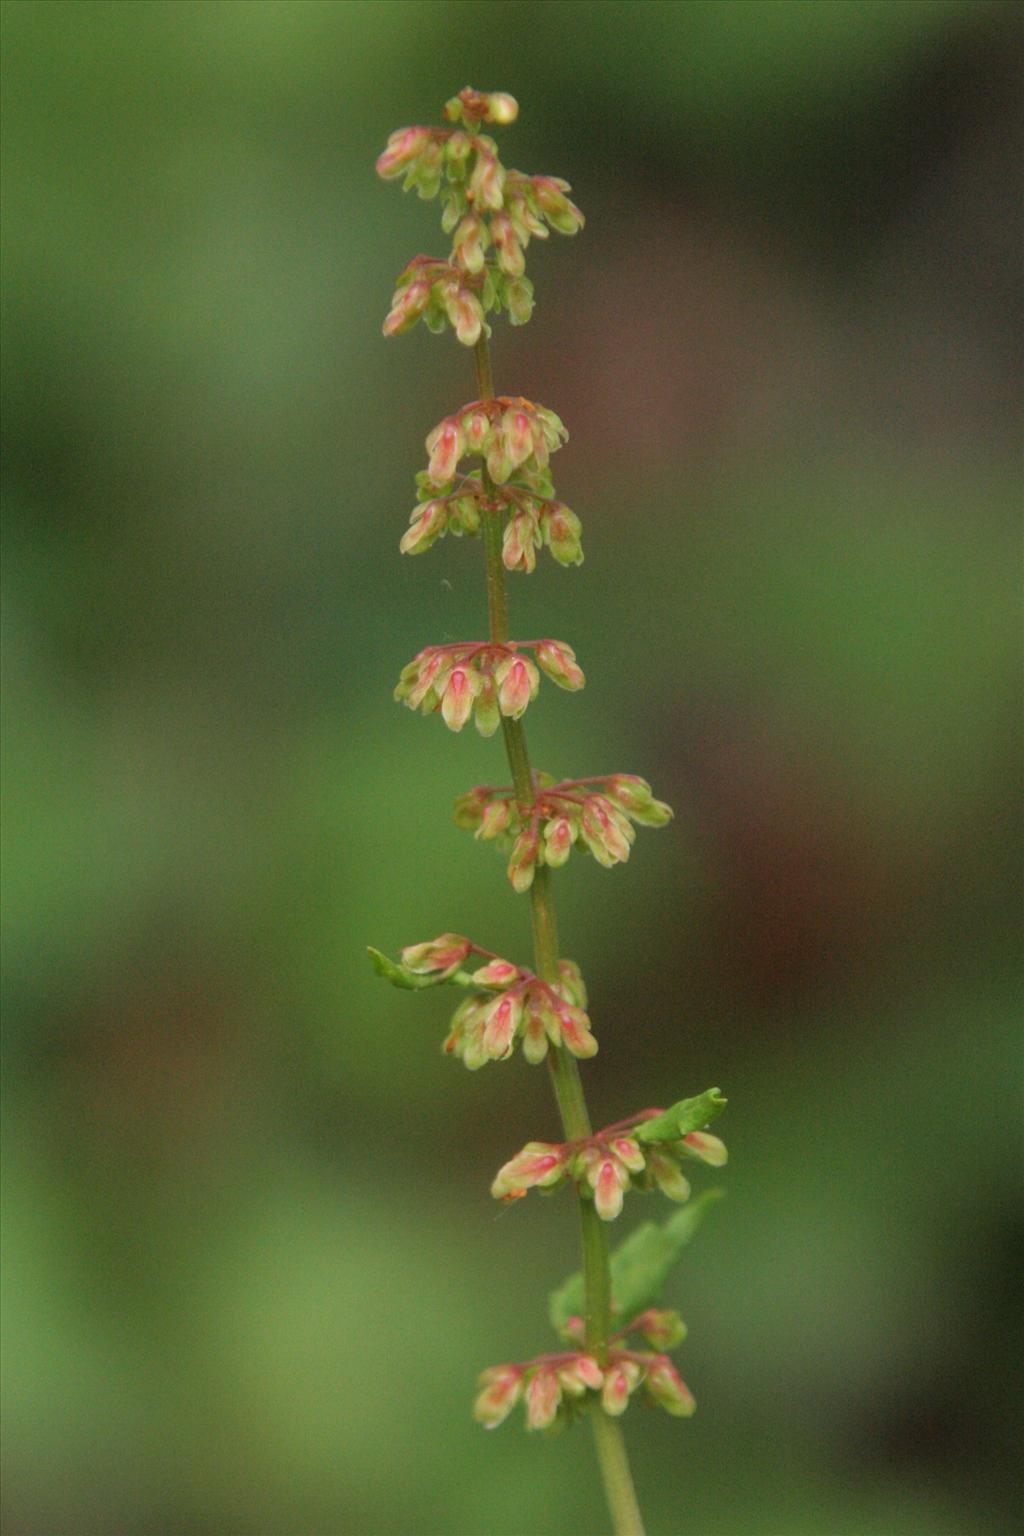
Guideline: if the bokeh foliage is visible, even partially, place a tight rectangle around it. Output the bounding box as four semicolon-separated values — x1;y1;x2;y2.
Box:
2;2;1020;1533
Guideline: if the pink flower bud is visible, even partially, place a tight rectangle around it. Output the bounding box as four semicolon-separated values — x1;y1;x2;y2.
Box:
525;1368;561;1431
383;278;432;337
481;990;523;1058
682;1131;728;1167
469;150;505;212
426;418;464;485
400;933;471;977
534;640;585;691
502;509;539;573
441;665;480;731
543;815;575;869
507;826;540;892
646;1359;696;1418
601;1365;633;1417
496;656;538;720
592;1157;626;1221
528;992;563;1051
557;958;587;1007
491;1141;567;1199
490;212;525;277
558;1003;597;1059
501;408;535;469
445;992;492;1071
574;1354;604;1391
376;125;432;179
610;1137;645;1173
474;1365;523;1428
404;650;447;711
475;799;511;841
443;286;484;347
532;175;585;234
452;214;487;275
472;958;520;988
399;500;447;555
581;795;634;866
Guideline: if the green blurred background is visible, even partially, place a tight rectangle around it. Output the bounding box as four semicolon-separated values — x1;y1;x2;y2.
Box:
2;2;1021;1533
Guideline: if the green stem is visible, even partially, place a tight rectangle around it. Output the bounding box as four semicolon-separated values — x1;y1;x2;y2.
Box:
471;334;645;1536
590;1404;647;1536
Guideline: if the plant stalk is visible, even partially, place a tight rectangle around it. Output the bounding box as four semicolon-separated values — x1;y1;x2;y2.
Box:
472;334;645;1536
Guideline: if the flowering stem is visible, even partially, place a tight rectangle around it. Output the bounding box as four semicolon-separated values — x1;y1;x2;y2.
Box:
472;333;645;1536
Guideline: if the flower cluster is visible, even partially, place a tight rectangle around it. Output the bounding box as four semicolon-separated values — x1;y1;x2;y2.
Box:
382;933;596;1068
398;471;583;570
492;1108;727;1220
454;773;673;891
473;1353;603;1432
376;90;584;345
474;1314;695;1432
444;955;595;1068
395;640;584;734
382;255;533;345
424;397;567;488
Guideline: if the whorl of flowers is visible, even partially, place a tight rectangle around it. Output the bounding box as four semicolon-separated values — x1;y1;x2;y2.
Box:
394;639;584;734
377;86;583;347
400;469;584;570
474;1308;696;1432
491;1093;729;1220
454;773;673;890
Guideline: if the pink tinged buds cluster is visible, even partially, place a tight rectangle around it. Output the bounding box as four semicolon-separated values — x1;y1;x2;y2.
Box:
383;932;596;1068
395;639;584;735
492;1097;728;1221
454;773;673;891
475;1307;696;1432
400;472;583;570
445;955;595;1068
423;396;567;488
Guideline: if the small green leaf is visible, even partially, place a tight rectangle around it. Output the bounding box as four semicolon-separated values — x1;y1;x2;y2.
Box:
634;1088;727;1146
548;1189;724;1331
366;947;451;991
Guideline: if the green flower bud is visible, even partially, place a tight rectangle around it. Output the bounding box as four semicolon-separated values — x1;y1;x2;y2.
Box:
507;826;540;892
474;676;501;738
505;277;534;326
